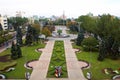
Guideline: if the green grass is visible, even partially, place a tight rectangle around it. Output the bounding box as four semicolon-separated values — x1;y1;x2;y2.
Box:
47;41;68;78
73;44;120;80
0;49;17;71
0;43;45;79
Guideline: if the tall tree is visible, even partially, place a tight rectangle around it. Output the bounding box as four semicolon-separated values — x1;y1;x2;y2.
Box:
42;27;51;38
76;33;84;46
11;41;22;59
77;14;120;60
16;27;23;46
77;15;97;33
25;25;33;45
16;43;22;58
11;42;18;59
96;14;120;60
25;24;39;45
8;17;28;30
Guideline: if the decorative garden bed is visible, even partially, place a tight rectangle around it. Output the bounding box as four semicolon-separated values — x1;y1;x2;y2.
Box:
47;41;68;78
25;59;38;69
0;74;5;79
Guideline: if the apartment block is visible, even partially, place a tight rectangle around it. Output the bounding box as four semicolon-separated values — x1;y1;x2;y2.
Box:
0;15;8;30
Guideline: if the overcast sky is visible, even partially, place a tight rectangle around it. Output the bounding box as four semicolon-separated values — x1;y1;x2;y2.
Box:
0;0;120;18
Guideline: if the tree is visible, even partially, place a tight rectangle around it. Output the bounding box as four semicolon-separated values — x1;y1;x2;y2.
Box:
96;14;120;60
111;41;119;59
0;23;3;31
76;33;84;46
42;27;51;38
77;15;97;33
57;29;62;36
25;24;39;45
32;26;39;43
25;25;33;45
16;27;23;46
77;14;120;60
66;21;79;33
32;23;40;33
11;41;22;59
8;17;28;30
97;41;107;61
11;42;18;59
81;36;98;51
16;43;22;58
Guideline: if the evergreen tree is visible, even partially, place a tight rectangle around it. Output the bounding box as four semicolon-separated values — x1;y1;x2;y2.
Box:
32;27;39;43
76;32;84;46
25;25;33;45
16;43;22;58
111;41;119;59
97;41;107;61
16;27;23;46
11;42;18;59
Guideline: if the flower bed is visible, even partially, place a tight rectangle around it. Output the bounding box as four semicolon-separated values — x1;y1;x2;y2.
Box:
0;74;5;79
47;41;68;78
102;68;119;75
113;75;120;80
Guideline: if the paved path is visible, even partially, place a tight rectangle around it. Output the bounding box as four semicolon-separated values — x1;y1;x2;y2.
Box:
64;40;87;80
30;26;87;80
0;26;87;80
30;40;87;80
30;41;54;80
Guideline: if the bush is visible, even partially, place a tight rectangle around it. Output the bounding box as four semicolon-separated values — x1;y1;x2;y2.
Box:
81;36;98;51
97;55;104;61
0;37;4;44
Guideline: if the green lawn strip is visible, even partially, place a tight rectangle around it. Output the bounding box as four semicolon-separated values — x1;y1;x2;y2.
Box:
0;43;45;79
47;41;68;78
0;61;17;71
0;49;16;71
73;44;120;80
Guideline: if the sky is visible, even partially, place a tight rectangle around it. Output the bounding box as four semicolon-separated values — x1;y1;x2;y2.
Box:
0;0;120;18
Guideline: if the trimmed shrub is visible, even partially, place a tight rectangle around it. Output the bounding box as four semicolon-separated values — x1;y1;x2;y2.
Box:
81;36;98;51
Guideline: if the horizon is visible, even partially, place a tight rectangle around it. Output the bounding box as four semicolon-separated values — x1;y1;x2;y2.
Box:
0;0;120;18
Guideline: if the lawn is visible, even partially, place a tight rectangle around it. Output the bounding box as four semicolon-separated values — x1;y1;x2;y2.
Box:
72;43;120;80
0;43;45;79
47;41;68;78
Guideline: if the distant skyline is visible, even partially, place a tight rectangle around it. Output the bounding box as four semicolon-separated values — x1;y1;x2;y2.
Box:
0;0;120;18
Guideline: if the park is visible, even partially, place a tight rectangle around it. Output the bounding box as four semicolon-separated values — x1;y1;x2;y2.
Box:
0;14;120;80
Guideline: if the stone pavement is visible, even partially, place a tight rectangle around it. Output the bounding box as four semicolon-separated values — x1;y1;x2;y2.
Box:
30;26;87;80
30;40;87;80
64;40;87;80
30;41;55;80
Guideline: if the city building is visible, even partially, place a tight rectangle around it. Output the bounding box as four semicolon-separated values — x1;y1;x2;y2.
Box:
16;11;25;17
0;14;8;30
28;17;34;24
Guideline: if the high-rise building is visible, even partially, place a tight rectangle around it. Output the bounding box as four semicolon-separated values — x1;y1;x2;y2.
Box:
0;14;8;30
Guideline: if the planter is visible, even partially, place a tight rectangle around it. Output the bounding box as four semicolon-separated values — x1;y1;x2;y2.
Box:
0;74;5;79
113;75;120;80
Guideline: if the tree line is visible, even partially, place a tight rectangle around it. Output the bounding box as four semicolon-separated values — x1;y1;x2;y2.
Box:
68;14;120;61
